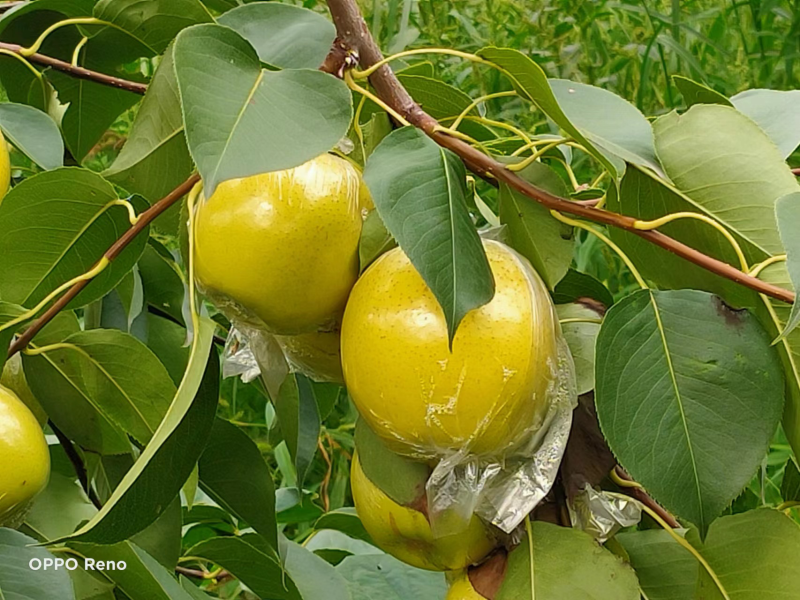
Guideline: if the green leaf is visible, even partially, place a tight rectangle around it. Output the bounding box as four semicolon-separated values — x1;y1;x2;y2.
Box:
0;303;79;376
217;3;335;69
282;539;351;600
363;126;495;340
139;242;186;326
607;166;759;309
396;75;496;141
616;529;697;600
752;263;800;468
24;329;176;450
475;47;622;177
354;419;429;506
198;418;278;550
0;168;149;310
783;458;800;502
276;374;320;490
188;535;301;600
498;159;574;289
46;24;151;162
104;45;193;236
654;105;798;259
72;542;196;600
0;102;63;170
173;24;352;195
672;75;732;107
358;210;396;272
93;0;213;54
556;303;602;395
775;192;800;339
315;508;374;545
595;289;785;535
54;323;217;545
690;509;800;599
0;529;76;600
731;89;800;159
549;79;660;173
337;554;447;600
495;521;640;600
145;314;190;386
552;269;614;308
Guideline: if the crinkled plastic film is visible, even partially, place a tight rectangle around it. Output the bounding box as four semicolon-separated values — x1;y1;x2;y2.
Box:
569;484;642;543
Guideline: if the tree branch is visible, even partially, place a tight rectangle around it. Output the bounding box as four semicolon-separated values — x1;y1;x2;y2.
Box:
6;174;200;359
615;466;681;528
325;0;795;305
0;41;147;95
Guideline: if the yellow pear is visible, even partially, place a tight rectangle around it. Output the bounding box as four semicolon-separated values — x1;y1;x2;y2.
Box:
350;452;495;571
194;153;367;334
0;385;50;527
341;240;559;458
446;573;489;600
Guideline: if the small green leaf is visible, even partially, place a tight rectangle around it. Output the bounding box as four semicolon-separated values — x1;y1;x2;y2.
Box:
282;539;351;600
673;75;732;108
189;535;301;600
616;529;697;600
315;508;374;545
549;78;660;173
93;0;213;54
358;210;396;272
337;554;447;600
0;529;76;600
556;303;602;395
276;374;320;490
775;192;800;339
198;418;278;550
552;269;614;307
475;47;622;177
495;521;640;600
138;242;186;326
104;45;193;236
72;542;196;600
0;168;149;310
654;105;798;259
217;3;335;69
731;89;800;159
354;419;429;507
595;289;785;535
690;509;800;599
24;329;177;450
0;103;63;170
498;159;574;289
173;24;352;195
364;126;495;341
783;458;800;502
53;322;218;545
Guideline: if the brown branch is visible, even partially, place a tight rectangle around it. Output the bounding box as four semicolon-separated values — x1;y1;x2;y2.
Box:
615;466;681;528
325;0;795;305
0;41;147;95
50;421;103;509
793;167;800;176
6;174;200;359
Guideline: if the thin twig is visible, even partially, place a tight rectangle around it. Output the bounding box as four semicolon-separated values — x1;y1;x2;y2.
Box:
49;421;103;510
793;167;800;176
324;0;795;305
6;174;200;359
0;41;147;95
615;466;680;528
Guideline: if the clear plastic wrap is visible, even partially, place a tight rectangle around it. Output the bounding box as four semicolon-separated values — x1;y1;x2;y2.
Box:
569;483;642;543
342;240;578;535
